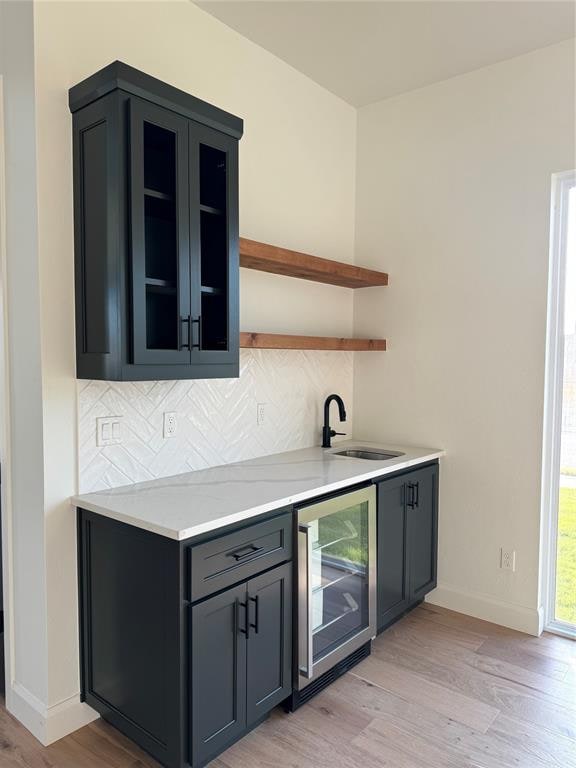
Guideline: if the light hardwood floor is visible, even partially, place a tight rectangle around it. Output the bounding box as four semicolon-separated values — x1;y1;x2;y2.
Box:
1;604;575;768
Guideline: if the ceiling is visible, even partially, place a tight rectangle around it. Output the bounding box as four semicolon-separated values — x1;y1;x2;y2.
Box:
195;1;575;106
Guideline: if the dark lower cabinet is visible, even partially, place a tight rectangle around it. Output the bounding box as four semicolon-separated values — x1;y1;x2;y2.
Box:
376;462;439;632
407;465;438;600
78;511;184;768
246;565;292;725
377;474;409;629
191;584;247;766
78;509;292;768
78;465;439;768
191;563;292;767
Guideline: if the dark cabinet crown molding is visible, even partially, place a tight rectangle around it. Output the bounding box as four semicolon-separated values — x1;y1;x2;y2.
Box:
68;60;244;140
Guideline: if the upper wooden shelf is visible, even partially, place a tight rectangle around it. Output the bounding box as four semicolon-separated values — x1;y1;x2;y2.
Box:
239;238;388;289
240;332;386;352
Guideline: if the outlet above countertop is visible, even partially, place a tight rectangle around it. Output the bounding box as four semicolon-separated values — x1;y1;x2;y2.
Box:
71;441;445;540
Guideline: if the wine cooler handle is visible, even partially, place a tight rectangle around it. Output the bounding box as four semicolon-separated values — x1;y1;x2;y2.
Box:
298;522;314;679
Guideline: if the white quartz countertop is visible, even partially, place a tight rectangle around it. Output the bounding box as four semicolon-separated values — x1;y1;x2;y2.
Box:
71;441;444;541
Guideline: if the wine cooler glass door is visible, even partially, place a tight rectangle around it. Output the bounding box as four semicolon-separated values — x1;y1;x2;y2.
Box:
298;485;376;688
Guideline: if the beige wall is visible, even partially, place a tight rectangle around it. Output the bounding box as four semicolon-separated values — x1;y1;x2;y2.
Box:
354;39;576;633
22;0;357;740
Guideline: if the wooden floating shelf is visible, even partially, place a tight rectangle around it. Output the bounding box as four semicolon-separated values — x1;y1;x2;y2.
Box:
239;238;388;289
240;332;386;352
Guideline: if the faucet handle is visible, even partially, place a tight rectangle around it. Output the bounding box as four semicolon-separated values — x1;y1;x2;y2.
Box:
331;430;346;438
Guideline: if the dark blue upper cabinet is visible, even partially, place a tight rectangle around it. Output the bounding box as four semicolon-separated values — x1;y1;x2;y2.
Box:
69;61;243;381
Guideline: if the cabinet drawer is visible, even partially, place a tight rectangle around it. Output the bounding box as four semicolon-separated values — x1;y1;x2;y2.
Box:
189;513;292;601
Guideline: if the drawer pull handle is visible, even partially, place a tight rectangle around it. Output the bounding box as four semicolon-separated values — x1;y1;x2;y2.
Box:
229;544;264;562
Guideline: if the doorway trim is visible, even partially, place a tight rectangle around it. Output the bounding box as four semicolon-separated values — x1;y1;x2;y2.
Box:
540;169;576;639
0;75;16;697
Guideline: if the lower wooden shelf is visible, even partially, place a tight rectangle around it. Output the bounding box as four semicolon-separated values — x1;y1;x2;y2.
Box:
239;332;386;352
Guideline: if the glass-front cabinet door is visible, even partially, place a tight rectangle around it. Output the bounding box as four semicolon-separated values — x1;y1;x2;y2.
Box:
70;62;242;381
297;486;376;688
129;100;238;370
129;99;191;365
189;125;239;365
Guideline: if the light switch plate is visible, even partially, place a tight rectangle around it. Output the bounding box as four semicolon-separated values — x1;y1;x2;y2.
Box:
96;416;123;447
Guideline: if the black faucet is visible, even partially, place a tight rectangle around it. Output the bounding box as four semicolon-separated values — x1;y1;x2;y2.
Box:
322;394;347;448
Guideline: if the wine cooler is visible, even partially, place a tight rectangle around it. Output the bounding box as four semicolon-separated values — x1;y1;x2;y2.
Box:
296;485;376;691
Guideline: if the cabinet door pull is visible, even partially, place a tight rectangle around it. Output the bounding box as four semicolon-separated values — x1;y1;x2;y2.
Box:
249;595;259;634
236;598;249;637
191;315;202;349
406;483;416;509
228;543;264;562
414;481;420;508
179;316;191;350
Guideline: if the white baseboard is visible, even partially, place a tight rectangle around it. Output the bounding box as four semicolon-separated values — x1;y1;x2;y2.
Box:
425;583;543;636
7;681;99;745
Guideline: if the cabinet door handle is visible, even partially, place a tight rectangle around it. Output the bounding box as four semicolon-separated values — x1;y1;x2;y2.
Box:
228;543;264;562
249;595;259;634
236;598;249;638
407;483;416;509
179;316;191;350
414;481;420;508
191;315;202;349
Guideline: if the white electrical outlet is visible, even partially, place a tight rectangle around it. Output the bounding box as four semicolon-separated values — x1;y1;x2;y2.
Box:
163;412;177;438
500;548;516;572
257;403;266;426
96;416;123;447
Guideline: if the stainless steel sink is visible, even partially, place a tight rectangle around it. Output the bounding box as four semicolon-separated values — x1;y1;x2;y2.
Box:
332;448;405;461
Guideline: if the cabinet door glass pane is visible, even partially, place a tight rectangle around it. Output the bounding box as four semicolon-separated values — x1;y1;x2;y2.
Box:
311;501;370;662
144;122;176;194
146;288;178;350
143;122;178;350
199;144;228;351
144;197;176;284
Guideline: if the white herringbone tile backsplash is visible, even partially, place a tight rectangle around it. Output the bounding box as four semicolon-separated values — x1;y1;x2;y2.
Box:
77;349;353;492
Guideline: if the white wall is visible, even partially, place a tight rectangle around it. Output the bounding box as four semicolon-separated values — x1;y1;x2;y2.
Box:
354;39;576;634
0;0;49;719
24;0;356;742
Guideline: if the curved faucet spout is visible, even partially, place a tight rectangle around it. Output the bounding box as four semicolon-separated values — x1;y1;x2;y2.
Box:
322;394;347;448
